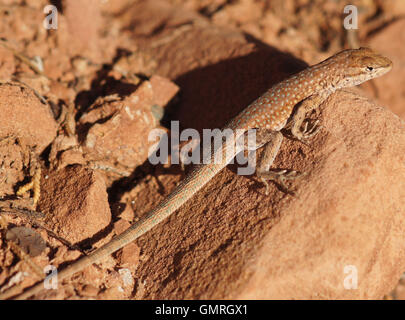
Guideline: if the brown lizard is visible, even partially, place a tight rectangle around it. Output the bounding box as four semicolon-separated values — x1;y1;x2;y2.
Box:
5;47;392;299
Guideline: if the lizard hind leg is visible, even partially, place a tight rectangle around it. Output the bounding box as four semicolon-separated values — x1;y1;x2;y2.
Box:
255;130;303;195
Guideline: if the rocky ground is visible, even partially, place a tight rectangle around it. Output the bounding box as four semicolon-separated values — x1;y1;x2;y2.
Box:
0;0;404;299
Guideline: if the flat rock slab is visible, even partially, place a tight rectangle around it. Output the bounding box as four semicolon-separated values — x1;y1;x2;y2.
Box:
130;90;405;299
116;3;405;299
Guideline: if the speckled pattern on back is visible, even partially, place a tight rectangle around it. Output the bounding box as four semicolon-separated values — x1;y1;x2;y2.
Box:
230;47;392;131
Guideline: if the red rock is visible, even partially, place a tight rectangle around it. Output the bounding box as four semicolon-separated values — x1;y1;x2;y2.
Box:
0;137;28;196
113;219;131;235
0;46;15;79
62;0;102;62
79;284;99;297
150;75;179;107
120;202;135;222
39;165;111;244
116;242;140;270
79;81;168;168
0;82;58;152
97;286;125;300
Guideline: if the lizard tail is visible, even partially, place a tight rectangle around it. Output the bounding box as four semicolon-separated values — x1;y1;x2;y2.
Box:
7;129;246;300
9;162;227;300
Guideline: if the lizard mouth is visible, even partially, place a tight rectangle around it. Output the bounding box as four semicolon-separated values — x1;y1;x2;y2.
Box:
377;55;393;71
377;61;393;76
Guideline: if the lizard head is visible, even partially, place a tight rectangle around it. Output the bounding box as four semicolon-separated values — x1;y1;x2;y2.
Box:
331;47;392;87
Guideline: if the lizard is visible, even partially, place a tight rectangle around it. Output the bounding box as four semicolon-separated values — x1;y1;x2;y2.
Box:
5;47;392;300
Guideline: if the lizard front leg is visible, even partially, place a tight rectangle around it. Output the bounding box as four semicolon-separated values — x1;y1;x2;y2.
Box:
290;93;328;141
245;129;302;195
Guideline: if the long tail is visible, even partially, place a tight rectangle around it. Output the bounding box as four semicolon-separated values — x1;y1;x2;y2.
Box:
7;161;227;300
3;126;248;300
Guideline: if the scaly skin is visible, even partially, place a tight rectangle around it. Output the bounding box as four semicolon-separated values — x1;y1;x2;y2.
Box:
5;47;392;300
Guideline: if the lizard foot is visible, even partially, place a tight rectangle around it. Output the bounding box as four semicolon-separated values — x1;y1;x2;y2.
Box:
293;120;322;142
258;170;304;195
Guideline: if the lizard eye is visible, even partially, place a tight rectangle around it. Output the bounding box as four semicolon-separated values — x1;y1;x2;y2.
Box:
366;66;374;71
